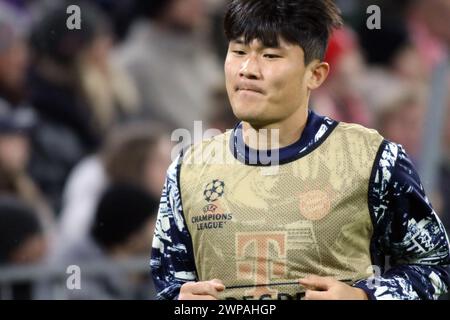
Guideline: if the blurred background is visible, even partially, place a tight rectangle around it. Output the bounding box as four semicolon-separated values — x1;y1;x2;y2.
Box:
0;0;448;300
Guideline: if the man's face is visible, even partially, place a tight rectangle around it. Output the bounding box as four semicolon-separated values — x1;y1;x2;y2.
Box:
224;37;310;127
0;133;29;173
0;38;29;92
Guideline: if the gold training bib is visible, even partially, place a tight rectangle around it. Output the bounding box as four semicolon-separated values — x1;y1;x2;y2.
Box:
180;122;384;300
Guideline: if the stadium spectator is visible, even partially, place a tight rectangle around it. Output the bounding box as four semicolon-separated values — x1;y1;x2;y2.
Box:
27;1;140;212
115;0;223;131
57;122;172;255
374;83;427;164
49;183;158;299
0;99;54;234
0;197;48;299
313;27;372;127
0;2;29;107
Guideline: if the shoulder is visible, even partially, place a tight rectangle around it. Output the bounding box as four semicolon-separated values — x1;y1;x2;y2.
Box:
180;130;233;165
164;130;232;188
336;121;383;138
332;121;385;154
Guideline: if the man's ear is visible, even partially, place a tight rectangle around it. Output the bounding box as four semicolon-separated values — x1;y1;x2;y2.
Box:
306;61;330;90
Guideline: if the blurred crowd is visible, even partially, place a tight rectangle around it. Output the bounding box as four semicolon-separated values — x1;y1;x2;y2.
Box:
0;0;449;299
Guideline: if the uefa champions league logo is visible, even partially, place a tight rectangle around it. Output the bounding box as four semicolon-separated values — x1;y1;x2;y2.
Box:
204;180;225;203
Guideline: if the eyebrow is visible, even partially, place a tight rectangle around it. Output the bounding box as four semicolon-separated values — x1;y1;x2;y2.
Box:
232;38;246;45
231;38;282;49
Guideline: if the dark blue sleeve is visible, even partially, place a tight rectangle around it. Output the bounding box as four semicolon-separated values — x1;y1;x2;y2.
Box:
150;154;198;300
354;141;450;299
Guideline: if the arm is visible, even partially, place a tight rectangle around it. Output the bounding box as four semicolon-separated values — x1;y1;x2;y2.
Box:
150;154;198;300
354;141;450;300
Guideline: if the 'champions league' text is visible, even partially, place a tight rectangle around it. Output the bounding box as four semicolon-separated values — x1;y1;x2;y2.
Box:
191;212;233;230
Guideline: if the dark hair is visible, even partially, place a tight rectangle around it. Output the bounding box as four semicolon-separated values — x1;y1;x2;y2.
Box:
101;121;169;186
91;183;159;250
224;0;343;64
358;16;410;66
30;0;111;66
137;0;174;19
0;197;42;264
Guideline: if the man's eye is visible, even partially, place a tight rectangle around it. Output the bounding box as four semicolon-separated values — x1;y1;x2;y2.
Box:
233;50;246;55
263;54;281;59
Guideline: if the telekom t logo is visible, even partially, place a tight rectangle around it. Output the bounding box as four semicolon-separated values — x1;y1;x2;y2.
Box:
236;232;287;297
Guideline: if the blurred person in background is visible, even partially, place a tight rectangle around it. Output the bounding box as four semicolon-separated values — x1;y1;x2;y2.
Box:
313;27;372;127
358;0;450;119
89;0;142;41
0;1;55;246
27;0;140;213
358;12;428;83
353;2;433;133
407;0;450;72
374;83;427;165
0;1;29;108
115;0;223;132
56;122;172;256
0;100;54;235
48;183;158;300
0;197;48;300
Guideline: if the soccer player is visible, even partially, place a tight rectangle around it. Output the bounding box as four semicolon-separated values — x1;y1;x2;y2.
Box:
150;0;450;300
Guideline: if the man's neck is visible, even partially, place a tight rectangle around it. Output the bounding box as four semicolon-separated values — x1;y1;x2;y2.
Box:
242;107;309;150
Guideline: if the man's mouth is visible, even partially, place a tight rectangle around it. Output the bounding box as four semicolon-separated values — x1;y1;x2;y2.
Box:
236;83;265;94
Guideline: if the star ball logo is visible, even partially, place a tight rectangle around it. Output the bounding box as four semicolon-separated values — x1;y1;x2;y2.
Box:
203;179;225;202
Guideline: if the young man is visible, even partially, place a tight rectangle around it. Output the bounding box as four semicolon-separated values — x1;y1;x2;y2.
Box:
151;0;450;300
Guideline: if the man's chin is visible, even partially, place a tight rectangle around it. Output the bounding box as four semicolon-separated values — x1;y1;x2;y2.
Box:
236;116;272;128
234;113;259;124
231;106;272;127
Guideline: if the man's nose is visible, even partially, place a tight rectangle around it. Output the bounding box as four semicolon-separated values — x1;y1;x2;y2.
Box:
239;56;261;79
